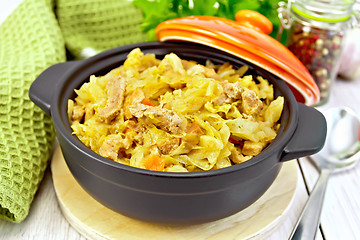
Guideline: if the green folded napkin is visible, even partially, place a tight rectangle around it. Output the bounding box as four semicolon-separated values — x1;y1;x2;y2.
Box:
0;0;146;223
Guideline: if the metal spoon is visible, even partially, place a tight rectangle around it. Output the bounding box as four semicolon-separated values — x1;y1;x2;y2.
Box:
290;107;360;240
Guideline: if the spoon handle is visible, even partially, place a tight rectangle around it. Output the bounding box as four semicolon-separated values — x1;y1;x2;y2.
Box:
290;168;331;240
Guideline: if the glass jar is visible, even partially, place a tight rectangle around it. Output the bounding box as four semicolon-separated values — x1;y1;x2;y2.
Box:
277;0;358;106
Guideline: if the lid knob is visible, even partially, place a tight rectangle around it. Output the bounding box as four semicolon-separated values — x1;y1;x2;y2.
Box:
235;10;273;35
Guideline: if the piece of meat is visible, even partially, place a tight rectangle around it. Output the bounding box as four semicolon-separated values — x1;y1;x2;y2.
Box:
99;75;126;123
84;104;95;122
222;81;244;99
71;105;85;122
129;103;149;119
99;135;132;161
241;89;263;115
124;88;146;119
143;107;183;134
125;89;184;134
241;141;266;156
158;138;181;155
213;81;244;106
229;147;252;164
212;93;229;106
126;120;145;144
213;81;263;116
127;120;146;133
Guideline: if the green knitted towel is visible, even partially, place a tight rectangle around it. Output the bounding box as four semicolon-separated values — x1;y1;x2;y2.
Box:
0;0;146;223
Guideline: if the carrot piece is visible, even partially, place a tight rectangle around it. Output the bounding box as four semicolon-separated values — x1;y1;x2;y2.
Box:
124;128;132;134
141;98;155;106
144;155;165;171
186;122;204;135
229;137;244;147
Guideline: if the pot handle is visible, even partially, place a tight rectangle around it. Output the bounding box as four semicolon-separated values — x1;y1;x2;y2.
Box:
29;61;79;115
280;103;327;162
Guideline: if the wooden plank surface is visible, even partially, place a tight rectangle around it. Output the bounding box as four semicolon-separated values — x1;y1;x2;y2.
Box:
299;78;360;240
299;156;360;240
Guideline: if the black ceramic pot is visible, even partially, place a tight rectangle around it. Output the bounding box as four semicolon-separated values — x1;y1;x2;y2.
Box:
30;42;326;225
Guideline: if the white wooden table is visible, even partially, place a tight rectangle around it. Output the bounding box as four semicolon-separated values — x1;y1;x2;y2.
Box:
1;2;360;239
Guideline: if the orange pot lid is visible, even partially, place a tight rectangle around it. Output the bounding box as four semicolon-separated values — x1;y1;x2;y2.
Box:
155;11;320;106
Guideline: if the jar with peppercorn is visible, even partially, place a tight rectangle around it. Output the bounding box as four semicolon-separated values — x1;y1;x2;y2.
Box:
277;0;358;105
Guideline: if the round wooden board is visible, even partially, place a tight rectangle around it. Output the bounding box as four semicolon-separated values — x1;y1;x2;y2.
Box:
51;144;298;240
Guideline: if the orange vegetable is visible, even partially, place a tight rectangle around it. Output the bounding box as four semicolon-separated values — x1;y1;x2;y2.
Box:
141;98;155;106
144;155;165;171
186;122;204;135
124;128;132;134
235;10;273;35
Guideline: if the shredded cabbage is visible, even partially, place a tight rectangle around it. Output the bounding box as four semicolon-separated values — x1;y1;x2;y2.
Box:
69;48;284;172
